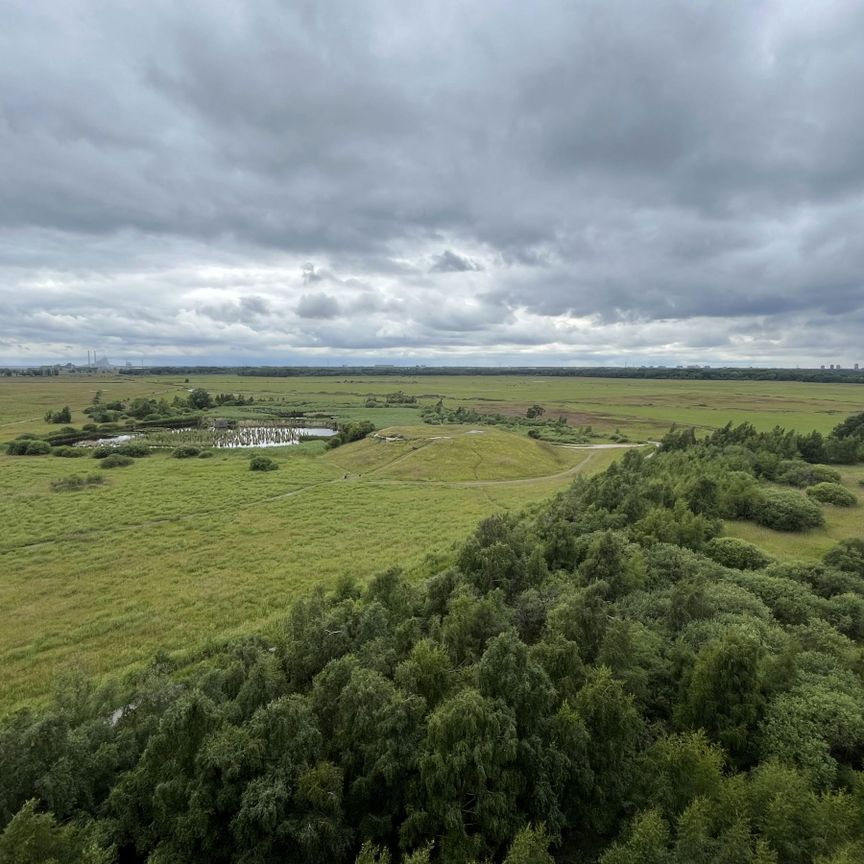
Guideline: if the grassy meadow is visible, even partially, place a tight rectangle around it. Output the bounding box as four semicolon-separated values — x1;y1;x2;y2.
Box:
3;372;864;439
1;372;862;712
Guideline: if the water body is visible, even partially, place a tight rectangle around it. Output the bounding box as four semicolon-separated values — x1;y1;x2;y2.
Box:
75;434;136;447
207;426;335;448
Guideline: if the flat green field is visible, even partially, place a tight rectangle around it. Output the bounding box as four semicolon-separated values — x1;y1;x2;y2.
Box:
3;373;863;439
1;372;862;712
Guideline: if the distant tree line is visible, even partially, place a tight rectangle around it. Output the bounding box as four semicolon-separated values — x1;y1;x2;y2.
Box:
115;365;864;384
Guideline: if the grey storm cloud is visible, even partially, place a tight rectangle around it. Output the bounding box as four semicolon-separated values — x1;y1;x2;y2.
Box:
1;0;864;365
296;293;341;320
430;250;483;273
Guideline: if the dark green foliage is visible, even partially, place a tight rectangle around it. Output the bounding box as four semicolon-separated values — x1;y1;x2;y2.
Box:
704;537;773;570
3;413;864;863
328;421;376;449
51;445;88;457
187;388;213;409
172;445;202;458
249;455;278;471
114;441;150;458
99;454;133;468
751;490;825;531
677;634;764;765
776;460;841;487
832;411;864;440
6;439;51;455
44;406;72;424
806;482;858;507
824;539;864;577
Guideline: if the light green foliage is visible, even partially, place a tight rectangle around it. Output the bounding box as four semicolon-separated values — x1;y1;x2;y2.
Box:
0;801;110;864
503;824;555;864
806;482;858;507
599;809;673;864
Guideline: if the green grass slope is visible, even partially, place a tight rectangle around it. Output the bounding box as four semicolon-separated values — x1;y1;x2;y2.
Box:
325;425;602;482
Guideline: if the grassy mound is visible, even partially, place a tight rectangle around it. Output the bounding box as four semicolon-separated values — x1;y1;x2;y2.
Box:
324;425;597;482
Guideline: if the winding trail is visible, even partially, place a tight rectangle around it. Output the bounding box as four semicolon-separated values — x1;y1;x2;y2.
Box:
1;443;655;555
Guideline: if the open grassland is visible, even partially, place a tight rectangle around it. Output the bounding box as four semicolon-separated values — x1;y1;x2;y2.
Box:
2;373;863;439
1;372;862;712
725;462;864;562
0;430;623;711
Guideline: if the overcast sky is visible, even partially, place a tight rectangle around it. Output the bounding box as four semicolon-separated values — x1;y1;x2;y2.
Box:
2;0;864;367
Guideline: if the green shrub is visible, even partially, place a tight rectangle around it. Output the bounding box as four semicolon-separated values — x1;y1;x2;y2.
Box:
91;445;114;458
752;490;825;531
776;460;842;487
50;474;106;492
806;482;858;507
198;450;214;459
6;439;51;455
823;539;864;576
100;454;134;469
172;446;201;459
51;446;88;458
326;420;375;449
115;441;150;457
704;537;773;570
249;455;278;472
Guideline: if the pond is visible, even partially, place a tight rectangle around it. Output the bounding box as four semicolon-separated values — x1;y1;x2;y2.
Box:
75;434;137;448
144;425;336;449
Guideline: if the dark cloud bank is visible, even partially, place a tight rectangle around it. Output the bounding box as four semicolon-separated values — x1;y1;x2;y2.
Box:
1;0;864;366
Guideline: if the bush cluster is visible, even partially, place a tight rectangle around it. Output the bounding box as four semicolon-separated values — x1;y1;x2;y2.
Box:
99;453;134;469
6;439;51;455
50;446;88;458
703;536;773;570
114;441;151;458
806;482;858;507
172;445;201;458
775;460;841;487
327;420;376;449
751;489;825;531
249;455;278;471
50;474;105;492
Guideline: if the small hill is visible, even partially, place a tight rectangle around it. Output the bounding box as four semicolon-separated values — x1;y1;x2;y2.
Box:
324;424;590;482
